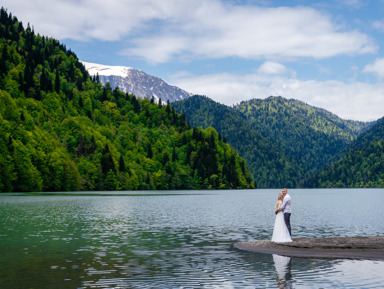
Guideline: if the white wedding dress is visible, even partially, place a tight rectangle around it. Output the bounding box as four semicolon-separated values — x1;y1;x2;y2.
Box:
272;202;292;243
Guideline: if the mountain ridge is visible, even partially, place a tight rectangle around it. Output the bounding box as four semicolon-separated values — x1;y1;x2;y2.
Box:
173;95;372;188
82;61;192;103
173;95;301;187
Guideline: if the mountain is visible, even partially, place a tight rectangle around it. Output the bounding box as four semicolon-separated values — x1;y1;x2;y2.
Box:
305;116;384;188
236;97;370;178
173;95;371;188
172;95;298;188
0;8;254;192
82;61;192;103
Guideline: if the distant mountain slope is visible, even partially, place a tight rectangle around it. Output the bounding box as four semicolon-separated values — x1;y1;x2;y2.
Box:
348;115;384;150
305;117;384;188
173;95;303;188
236;97;370;179
237;96;369;141
82;62;192;103
173;95;371;188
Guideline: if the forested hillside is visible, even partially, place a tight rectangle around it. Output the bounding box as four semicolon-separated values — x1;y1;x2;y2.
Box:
0;8;254;192
173;95;371;188
236;97;370;181
172;95;301;187
305;117;384;188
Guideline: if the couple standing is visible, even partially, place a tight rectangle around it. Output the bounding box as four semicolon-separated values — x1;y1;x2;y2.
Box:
272;188;292;243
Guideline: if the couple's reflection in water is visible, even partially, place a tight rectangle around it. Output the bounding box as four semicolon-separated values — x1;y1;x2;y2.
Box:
273;254;293;289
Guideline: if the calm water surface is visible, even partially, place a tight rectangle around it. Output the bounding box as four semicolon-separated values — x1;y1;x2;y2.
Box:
0;188;383;288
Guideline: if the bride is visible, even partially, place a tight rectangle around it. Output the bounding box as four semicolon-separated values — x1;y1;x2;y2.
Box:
272;193;292;243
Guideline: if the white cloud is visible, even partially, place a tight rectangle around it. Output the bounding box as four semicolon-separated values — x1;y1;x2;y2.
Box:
3;0;377;63
3;0;177;41
171;72;384;121
257;62;288;75
121;36;190;64
363;58;384;79
125;4;376;63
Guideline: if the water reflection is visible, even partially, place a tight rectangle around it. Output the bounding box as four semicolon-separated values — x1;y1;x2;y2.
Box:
273;254;293;289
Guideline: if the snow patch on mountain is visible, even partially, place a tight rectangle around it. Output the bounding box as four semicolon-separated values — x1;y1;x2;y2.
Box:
82;62;133;77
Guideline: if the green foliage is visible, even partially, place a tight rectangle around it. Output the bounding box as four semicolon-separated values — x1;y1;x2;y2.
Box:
0;8;254;192
173;95;371;188
305;117;384;188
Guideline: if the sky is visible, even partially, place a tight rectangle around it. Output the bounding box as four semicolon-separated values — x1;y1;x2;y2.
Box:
3;0;384;121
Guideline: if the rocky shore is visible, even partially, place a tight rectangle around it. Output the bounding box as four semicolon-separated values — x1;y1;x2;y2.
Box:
234;236;384;260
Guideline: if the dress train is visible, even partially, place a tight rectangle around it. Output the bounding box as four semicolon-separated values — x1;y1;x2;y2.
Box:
272;211;292;243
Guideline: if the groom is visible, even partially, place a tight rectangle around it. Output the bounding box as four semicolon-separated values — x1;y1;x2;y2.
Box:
275;188;291;236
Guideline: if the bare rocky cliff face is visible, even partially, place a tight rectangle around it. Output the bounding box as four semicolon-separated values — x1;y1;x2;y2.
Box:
82;61;192;103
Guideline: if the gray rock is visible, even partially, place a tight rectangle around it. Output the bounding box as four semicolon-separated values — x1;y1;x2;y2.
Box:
234;236;384;260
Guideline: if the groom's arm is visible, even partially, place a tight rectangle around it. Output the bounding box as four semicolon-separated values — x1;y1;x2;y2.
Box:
278;197;288;212
275;198;286;214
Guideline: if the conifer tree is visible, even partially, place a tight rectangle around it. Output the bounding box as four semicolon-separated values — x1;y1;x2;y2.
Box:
163;151;170;165
172;146;177;162
88;135;96;154
39;69;48;91
131;95;140;113
119;155;126;172
101;143;115;174
54;70;60;93
0;44;7;75
24;55;34;94
101;87;107;102
147;144;153;159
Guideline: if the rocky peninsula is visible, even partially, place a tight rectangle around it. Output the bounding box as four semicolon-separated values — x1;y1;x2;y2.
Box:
234;236;384;260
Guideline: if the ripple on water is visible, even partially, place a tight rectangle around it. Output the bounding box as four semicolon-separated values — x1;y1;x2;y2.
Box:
1;190;384;288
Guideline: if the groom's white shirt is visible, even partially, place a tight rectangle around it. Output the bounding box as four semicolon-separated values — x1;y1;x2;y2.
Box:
280;194;291;214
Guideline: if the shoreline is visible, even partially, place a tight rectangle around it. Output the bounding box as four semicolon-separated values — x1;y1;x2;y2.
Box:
234;236;384;260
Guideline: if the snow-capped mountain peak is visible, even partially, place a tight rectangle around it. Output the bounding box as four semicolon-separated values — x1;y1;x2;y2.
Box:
81;61;192;103
82;61;133;78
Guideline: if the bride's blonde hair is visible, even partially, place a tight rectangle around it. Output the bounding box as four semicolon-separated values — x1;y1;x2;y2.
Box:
278;193;283;200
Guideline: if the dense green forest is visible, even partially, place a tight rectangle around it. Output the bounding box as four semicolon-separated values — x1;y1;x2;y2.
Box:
305;117;384;188
236;97;370;183
173;95;299;187
0;8;254;192
173;95;371;188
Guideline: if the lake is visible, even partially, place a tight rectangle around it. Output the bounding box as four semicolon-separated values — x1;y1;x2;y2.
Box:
0;188;383;288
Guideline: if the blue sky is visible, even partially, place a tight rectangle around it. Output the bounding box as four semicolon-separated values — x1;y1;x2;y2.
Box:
4;0;384;121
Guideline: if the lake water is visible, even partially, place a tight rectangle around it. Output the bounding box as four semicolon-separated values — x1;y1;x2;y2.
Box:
0;188;383;288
